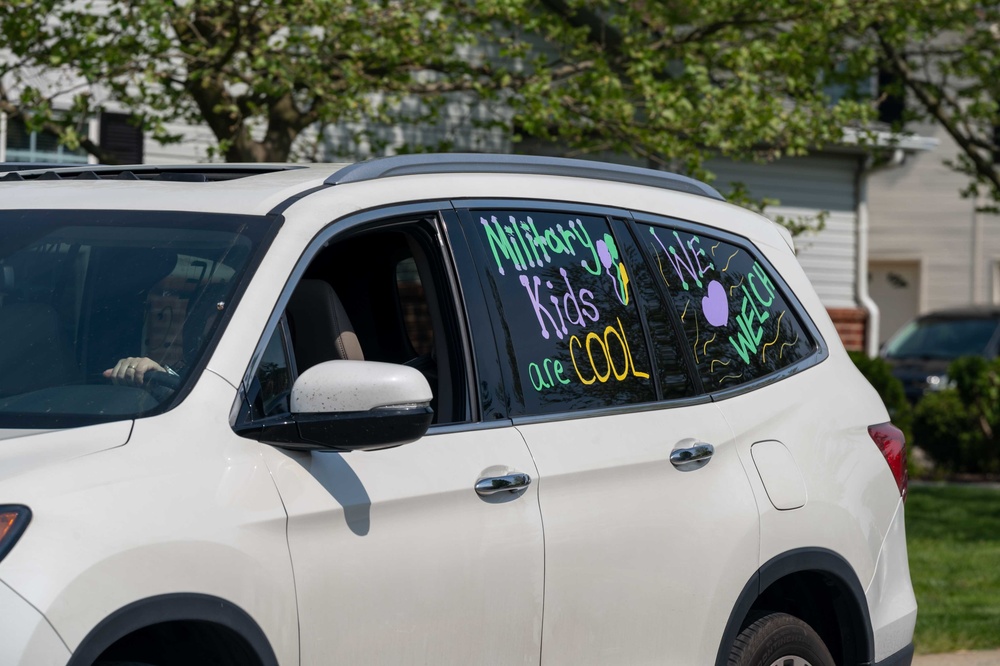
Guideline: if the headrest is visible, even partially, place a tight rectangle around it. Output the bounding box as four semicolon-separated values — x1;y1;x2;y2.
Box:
287;279;364;371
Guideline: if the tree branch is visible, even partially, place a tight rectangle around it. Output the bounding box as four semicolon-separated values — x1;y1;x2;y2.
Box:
877;29;1000;197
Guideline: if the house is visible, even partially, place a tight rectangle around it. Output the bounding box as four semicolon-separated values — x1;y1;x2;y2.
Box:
867;122;1000;345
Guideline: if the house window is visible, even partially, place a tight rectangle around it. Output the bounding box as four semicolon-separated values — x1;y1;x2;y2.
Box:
2;112;143;166
3;115;89;164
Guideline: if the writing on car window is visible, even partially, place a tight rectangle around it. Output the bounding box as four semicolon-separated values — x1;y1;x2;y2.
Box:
473;210;655;415
640;222;815;390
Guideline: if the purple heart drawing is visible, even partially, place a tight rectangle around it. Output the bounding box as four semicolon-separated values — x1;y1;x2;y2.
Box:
702;280;729;327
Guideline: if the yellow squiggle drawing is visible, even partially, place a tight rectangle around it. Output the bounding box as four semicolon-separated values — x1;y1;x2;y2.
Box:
779;332;800;359
711;242;721;256
721;250;740;272
760;311;786;362
720;374;742;383
703;332;716;356
680;299;689;322
728;274;745;295
709;358;730;373
692;314;700;362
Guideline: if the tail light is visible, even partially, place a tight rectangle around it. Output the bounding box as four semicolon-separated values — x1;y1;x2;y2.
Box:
0;506;31;562
868;423;908;501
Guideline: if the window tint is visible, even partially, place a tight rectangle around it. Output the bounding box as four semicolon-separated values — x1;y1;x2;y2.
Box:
0;211;271;428
241;218;470;427
637;222;814;390
883;317;999;360
469;209;655;415
611;219;694;399
247;321;293;420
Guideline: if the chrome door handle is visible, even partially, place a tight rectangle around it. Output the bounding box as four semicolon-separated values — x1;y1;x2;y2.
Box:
670;442;715;471
475;472;532;496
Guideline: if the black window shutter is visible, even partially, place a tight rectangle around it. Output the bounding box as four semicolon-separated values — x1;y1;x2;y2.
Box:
99;112;144;164
877;69;905;127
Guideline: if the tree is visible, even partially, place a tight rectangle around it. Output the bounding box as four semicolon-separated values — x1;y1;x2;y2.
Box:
0;0;877;178
860;2;1000;211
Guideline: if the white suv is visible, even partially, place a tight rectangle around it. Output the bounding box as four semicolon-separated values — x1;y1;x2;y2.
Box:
0;155;915;666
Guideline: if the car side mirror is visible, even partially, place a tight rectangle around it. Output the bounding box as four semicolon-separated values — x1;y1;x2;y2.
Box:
241;360;434;452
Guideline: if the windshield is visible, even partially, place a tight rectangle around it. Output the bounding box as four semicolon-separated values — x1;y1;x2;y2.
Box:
883;317;1000;360
0;210;276;428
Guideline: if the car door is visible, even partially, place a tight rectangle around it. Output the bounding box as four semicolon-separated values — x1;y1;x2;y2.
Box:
454;205;761;664
636;214;903;598
241;212;545;665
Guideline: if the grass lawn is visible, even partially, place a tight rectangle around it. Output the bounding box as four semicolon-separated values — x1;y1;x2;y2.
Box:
906;483;1000;654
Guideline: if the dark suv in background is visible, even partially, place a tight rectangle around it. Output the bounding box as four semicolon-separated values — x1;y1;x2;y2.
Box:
881;306;1000;402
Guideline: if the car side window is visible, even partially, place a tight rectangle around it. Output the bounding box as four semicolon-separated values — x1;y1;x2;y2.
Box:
246;319;293;419
636;221;816;391
611;219;695;399
466;209;656;416
242;216;470;427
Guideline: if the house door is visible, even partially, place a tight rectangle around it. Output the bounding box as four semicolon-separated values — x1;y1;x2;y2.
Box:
870;260;921;344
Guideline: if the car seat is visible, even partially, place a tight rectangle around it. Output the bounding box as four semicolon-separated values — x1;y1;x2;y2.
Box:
286;279;364;372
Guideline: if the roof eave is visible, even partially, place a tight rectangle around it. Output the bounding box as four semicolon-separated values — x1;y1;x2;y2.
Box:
839;128;940;153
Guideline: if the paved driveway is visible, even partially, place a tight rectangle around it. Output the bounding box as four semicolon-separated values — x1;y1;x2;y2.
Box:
914;650;1000;665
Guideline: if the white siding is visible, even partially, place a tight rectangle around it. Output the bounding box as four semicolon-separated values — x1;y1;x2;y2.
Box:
142;122;217;164
868;123;1000;313
706;155;861;309
322;93;512;160
787;209;858;308
143;125;215;164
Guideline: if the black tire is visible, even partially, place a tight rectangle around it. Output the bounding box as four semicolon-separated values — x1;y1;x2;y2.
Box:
728;612;835;666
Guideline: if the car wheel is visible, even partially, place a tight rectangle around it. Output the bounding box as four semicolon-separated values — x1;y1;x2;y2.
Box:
727;612;835;666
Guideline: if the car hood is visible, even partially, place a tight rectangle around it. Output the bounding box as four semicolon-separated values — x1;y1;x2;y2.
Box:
884;356;952;374
0;420;132;484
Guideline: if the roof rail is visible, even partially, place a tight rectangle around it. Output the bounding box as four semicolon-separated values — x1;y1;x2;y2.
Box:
0;162;76;173
0;163;306;183
325;153;724;200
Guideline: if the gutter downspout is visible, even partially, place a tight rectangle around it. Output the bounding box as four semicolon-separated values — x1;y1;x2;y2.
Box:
857;149;905;357
87;117;100;165
972;192;983;302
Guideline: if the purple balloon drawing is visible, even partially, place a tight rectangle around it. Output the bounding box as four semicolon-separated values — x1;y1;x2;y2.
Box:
702;280;729;327
596;239;614;269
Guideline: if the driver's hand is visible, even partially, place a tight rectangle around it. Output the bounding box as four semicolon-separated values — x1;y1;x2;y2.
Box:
103;357;165;387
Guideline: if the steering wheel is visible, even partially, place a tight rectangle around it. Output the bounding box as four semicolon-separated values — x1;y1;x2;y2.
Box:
145;369;182;391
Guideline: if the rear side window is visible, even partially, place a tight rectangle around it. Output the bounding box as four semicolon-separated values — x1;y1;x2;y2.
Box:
468;209;656;415
636;221;815;391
